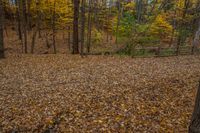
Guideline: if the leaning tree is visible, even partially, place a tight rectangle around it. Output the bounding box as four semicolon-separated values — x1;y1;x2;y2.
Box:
189;81;200;133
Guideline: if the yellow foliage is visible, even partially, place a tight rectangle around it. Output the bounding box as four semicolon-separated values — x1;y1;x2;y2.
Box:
150;14;173;39
124;2;135;10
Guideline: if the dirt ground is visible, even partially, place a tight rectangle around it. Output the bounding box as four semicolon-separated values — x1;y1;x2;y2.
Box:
0;54;200;132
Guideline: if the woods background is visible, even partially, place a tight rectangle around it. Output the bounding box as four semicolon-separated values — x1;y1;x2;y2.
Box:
0;0;200;57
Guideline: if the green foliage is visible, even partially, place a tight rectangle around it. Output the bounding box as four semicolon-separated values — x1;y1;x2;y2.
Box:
136;36;160;46
91;28;103;45
113;12;135;37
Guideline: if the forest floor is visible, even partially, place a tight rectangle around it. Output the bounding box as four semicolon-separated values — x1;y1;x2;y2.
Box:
0;54;200;132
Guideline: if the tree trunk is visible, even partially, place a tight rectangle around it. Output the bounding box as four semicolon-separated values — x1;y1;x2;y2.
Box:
136;0;143;23
31;1;42;54
80;0;85;55
22;0;28;53
68;26;71;52
0;0;5;59
27;0;32;30
192;21;200;54
16;0;22;40
87;0;92;53
37;0;42;38
189;81;200;133
52;0;57;54
73;0;80;54
115;0;121;44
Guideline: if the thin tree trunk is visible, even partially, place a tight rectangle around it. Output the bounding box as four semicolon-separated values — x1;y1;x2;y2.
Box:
31;29;37;54
87;0;92;53
115;0;121;44
68;26;71;52
169;10;176;47
16;0;22;40
45;32;50;49
27;0;32;30
22;0;28;53
192;20;200;54
106;1;111;43
52;0;57;54
189;81;200;133
31;1;40;54
37;0;42;38
80;0;85;55
136;0;143;23
0;0;4;58
73;0;80;54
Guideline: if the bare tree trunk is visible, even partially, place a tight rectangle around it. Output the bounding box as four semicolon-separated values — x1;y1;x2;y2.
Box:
136;0;143;23
31;29;37;54
87;0;92;53
169;10;176;47
16;0;22;40
80;0;85;55
115;0;121;44
192;20;200;54
0;0;5;59
27;0;32;30
45;32;50;49
52;0;57;54
67;26;71;52
22;0;28;53
73;0;80;54
37;0;42;38
31;1;40;54
189;81;200;133
176;36;181;56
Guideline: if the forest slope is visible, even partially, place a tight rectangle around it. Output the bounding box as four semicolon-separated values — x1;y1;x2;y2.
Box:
0;55;200;132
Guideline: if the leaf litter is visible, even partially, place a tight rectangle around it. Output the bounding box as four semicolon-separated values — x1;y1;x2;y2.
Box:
0;55;200;132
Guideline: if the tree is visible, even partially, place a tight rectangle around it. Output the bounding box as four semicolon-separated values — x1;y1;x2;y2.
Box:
52;0;57;54
192;20;200;54
0;0;4;58
135;0;143;23
22;0;28;53
86;0;92;53
189;81;200;133
115;0;122;44
73;0;80;54
80;0;85;55
31;0;40;54
16;0;22;40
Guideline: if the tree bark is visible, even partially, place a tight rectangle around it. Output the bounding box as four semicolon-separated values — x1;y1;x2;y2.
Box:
68;26;71;52
80;0;85;55
0;0;5;59
115;0;121;44
31;1;40;54
52;0;57;54
192;20;200;54
16;0;22;40
27;0;32;30
73;0;80;54
22;0;28;53
136;0;143;23
189;81;200;133
87;0;92;53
